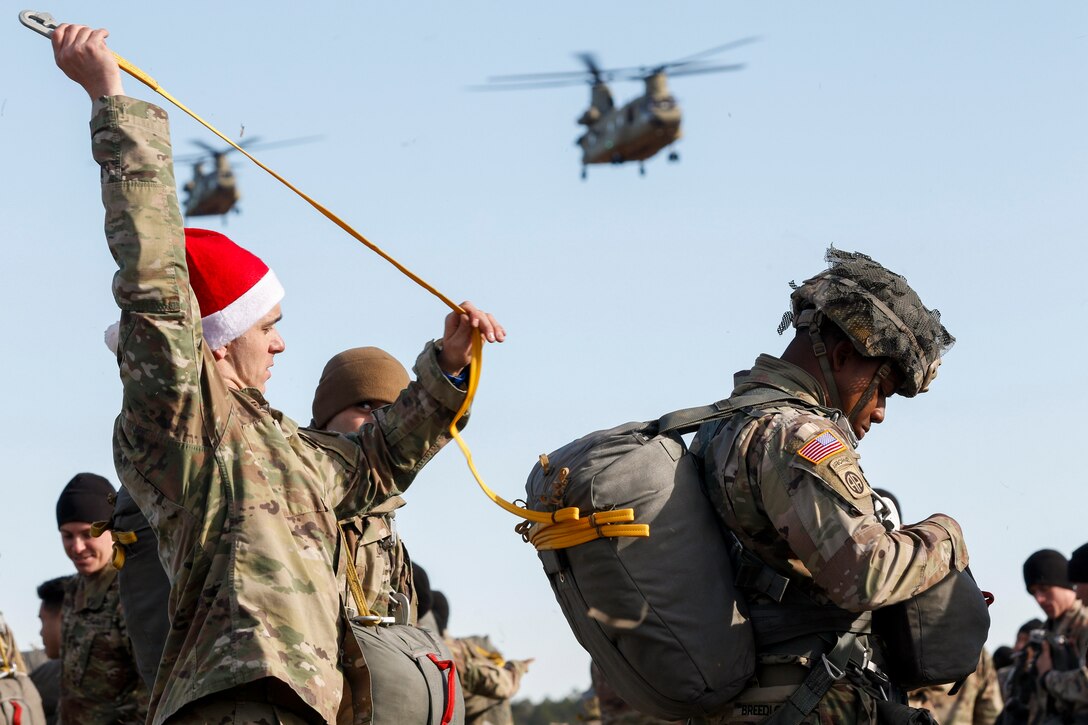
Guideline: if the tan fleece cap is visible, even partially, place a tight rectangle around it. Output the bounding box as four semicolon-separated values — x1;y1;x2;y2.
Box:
312;347;410;428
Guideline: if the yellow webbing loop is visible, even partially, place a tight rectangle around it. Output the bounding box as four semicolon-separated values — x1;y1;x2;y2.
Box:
107;50;645;551
0;625;12;677
338;522;374;621
110;530;138;570
473;644;506;668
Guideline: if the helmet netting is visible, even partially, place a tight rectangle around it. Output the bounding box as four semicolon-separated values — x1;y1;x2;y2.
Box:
787;248;954;397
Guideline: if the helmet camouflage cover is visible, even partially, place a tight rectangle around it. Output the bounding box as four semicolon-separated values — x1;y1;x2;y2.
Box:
785;248;954;397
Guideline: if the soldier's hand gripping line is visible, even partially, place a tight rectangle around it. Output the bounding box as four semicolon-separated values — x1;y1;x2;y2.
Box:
17;10;644;551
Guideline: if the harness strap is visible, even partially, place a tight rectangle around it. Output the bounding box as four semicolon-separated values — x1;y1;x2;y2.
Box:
338;522;374;621
424;653;458;725
800;311;843;412
748;605;872;647
844;361;892;424
763;631;857;725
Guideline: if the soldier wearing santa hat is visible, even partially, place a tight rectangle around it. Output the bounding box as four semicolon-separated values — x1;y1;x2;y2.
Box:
49;24;503;725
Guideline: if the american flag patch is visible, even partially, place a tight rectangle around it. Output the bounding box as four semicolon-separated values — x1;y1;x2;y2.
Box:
797;430;845;464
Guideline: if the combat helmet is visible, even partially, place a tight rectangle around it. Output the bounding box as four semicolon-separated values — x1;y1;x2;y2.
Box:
782;248;954;407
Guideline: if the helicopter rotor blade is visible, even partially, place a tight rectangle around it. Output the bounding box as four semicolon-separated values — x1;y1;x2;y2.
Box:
467;78;593;92
486;69;594;82
663;36;761;68
575;51;607;82
191;139;220;156
650;62;747;79
225;135;324;155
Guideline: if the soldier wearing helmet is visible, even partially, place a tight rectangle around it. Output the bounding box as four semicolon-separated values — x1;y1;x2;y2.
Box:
692;249;969;724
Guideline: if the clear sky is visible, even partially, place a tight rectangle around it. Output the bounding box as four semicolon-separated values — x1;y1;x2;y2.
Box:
2;0;1086;703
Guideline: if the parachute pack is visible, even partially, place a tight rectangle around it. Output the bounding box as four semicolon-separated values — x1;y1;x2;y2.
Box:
524;391;793;720
524;391;988;721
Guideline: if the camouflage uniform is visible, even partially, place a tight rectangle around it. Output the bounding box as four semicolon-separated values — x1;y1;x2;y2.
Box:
591;662;681;725
693;354;969;724
445;636;529;725
1033;599;1088;723
91;96;467;724
908;649;1002;725
338;497;416;621
58;569;149;724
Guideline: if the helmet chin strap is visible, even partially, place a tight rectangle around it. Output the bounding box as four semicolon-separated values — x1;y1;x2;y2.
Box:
805;316;844;412
845;362;892;427
801;309;892;428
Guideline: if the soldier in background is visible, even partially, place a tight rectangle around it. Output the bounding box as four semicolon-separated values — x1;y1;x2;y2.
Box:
32;577;67;725
591;662;682;725
312;347;418;622
1015;549;1088;724
1070;544;1088;605
694;249;968;724
432;591;532;725
55;473;148;724
908;649;1003;725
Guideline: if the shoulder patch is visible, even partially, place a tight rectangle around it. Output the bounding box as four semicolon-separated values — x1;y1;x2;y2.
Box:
796;429;845;464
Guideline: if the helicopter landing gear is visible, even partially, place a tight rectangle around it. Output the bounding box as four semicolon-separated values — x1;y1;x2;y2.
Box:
668;150;680;162
581;166;587;181
639;162;646;176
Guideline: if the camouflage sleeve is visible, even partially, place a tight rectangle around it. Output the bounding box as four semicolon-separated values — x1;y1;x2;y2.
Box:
455;649;525;700
91;97;227;499
974;649;1004;722
756;414;969;611
1043;667;1088;705
331;340;467;515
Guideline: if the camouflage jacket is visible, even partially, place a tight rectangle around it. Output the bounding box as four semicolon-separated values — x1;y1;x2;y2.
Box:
59;569;149;725
92;97;466;724
591;662;682;725
1035;599;1088;721
338;496;416;621
445;636;528;725
693;355;969;719
908;649;1002;725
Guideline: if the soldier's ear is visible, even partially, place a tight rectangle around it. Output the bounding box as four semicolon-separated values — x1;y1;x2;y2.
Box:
211;345;229;361
829;339;857;373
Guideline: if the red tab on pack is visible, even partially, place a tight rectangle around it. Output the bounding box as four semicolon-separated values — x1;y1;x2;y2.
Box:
797;430;845;464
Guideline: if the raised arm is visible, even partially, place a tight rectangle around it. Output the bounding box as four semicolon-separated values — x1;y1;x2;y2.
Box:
332;303;505;516
53;26;218;498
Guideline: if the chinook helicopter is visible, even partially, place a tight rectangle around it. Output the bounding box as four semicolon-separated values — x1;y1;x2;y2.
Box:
478;38;757;178
176;136;321;217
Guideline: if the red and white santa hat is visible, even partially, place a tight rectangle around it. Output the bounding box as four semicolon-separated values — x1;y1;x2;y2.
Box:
105;228;284;352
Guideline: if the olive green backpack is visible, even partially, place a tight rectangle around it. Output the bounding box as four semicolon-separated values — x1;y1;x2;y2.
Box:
524;391;793;720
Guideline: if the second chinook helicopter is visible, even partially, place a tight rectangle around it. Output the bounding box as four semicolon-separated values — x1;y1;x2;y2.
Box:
177;136;321;217
478;38;757;179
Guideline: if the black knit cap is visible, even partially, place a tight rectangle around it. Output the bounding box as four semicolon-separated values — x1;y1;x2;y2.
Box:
413;562;434;619
55;473;115;527
431;590;449;635
1069;543;1088;585
1023;549;1072;591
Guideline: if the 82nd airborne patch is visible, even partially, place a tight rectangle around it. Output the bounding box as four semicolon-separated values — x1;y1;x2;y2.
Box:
796;429;845;464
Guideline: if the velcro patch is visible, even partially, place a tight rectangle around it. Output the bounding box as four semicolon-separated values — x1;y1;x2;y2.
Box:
796;430;845;464
829;455;870;500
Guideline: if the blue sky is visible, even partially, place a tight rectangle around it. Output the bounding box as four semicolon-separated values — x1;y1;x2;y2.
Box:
3;1;1086;702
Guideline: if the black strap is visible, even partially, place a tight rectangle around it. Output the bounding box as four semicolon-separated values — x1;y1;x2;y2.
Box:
656;389;801;436
748;605;872;647
763;632;857;725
